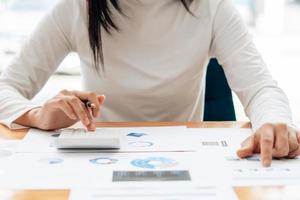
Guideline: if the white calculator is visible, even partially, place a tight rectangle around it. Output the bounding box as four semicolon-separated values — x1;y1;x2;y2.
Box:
53;128;121;149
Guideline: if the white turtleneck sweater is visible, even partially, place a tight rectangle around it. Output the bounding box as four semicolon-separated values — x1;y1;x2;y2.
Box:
0;0;294;131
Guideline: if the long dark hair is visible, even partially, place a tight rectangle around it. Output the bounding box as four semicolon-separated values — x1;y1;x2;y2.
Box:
87;0;194;72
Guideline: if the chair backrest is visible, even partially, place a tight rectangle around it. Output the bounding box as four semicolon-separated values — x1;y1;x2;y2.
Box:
204;59;236;121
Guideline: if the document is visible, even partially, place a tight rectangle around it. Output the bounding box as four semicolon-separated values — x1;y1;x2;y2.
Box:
225;154;300;186
0;140;21;161
68;185;239;200
0;151;226;189
68;186;222;200
0;140;21;150
3;126;299;196
17;126;196;153
186;128;252;155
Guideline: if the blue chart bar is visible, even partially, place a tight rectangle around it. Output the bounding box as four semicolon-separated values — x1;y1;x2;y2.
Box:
39;158;64;165
112;170;191;182
127;133;147;137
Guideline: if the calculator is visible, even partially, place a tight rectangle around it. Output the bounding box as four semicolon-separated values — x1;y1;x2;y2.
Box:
53;129;121;149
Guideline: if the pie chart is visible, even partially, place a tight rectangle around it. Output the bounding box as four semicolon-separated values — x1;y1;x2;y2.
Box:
90;157;118;165
131;157;178;169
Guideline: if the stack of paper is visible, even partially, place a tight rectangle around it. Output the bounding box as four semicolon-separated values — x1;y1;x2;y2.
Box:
1;126;299;199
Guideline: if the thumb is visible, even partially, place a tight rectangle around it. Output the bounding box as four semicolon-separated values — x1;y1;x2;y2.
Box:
237;135;255;158
97;95;106;105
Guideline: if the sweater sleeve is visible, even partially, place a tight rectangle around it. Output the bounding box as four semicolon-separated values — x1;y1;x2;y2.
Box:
0;0;74;128
210;0;294;131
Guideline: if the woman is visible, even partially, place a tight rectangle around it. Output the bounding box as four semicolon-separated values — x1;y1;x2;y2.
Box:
0;0;299;166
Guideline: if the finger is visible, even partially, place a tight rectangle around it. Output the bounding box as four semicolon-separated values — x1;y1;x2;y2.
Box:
55;99;77;120
66;97;91;127
98;95;105;106
297;132;300;143
287;130;299;158
86;107;95;125
79;105;95;132
73;91;100;118
59;89;71;95
273;123;289;158
86;123;96;132
289;132;300;158
81;102;97;131
288;145;300;158
237;135;256;158
84;107;96;132
259;125;274;167
96;95;106;118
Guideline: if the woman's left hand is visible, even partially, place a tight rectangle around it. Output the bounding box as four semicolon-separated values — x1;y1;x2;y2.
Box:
237;123;300;167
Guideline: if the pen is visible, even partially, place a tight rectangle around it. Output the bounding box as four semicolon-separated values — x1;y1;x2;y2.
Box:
83;100;96;109
82;100;96;122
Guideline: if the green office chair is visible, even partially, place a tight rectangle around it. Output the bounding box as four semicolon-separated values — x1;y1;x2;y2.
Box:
204;59;236;121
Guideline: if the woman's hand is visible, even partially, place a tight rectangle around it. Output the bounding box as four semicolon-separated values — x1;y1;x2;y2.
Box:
237;123;300;167
15;90;105;131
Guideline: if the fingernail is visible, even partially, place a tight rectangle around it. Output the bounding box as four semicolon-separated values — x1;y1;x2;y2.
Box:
71;114;76;119
263;160;271;167
87;124;96;132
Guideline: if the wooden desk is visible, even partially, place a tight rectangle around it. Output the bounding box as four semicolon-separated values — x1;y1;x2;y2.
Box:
0;121;251;200
0;121;251;140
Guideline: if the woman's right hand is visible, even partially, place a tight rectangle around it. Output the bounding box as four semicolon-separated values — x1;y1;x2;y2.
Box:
14;90;105;131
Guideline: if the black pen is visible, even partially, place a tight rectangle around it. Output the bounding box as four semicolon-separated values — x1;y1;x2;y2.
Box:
82;100;96;121
83;100;96;109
